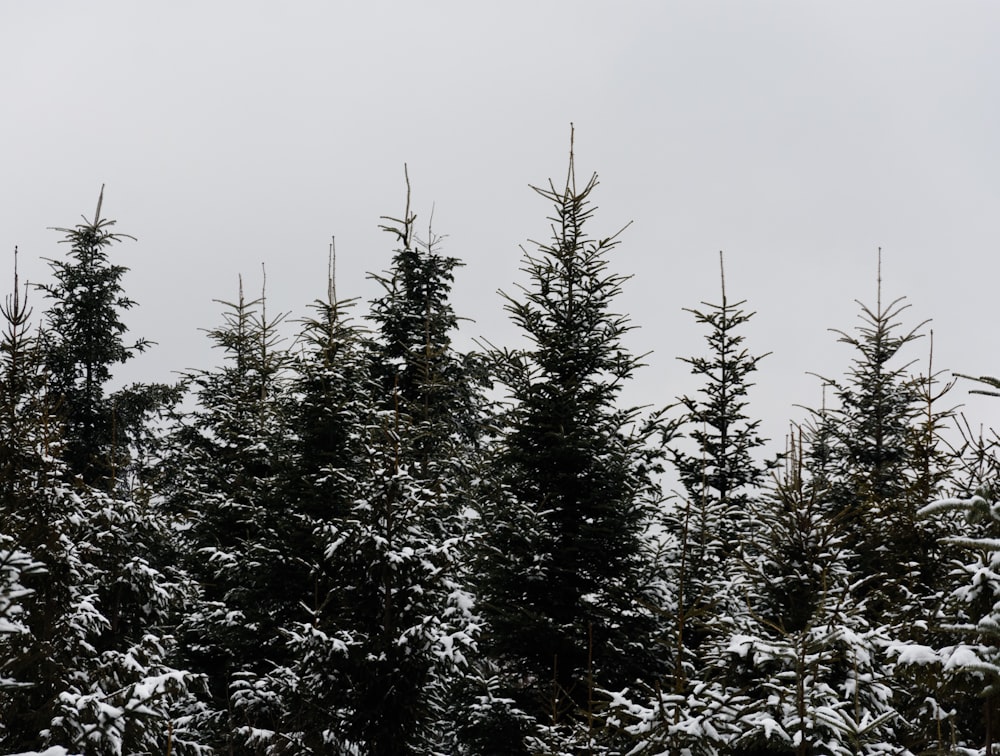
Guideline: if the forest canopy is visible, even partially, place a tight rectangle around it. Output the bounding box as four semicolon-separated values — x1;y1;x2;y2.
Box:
3;152;1000;756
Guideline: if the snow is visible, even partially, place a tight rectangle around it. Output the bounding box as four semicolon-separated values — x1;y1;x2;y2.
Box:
943;645;986;672
760;716;791;744
918;495;986;517
726;634;755;658
0;617;27;634
890;643;940;666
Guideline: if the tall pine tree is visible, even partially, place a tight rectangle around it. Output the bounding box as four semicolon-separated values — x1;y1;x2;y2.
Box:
1;208;204;755
811;256;951;626
158;275;296;752
481;135;664;750
669;253;772;676
38;188;164;491
621;255;772;756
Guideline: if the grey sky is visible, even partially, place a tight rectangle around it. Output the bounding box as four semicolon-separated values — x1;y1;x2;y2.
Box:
3;2;1000;464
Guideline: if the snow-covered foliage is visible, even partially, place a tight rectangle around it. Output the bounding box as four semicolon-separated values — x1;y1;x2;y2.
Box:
0;540;43;684
724;438;905;756
891;492;1000;751
1;217;204;754
7;154;1000;755
478;157;668;753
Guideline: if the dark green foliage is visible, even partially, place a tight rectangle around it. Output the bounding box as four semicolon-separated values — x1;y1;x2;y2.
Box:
481;148;664;746
5;158;996;756
728;435;902;755
672;255;772;539
0;249;51;515
893;400;1000;754
626;261;773;755
369;175;485;454
254;206;484;754
667;257;772;664
37;188;170;491
811;269;952;623
0;234;203;754
158;278;297;751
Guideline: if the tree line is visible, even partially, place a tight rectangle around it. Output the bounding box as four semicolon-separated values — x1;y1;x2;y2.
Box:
1;146;999;755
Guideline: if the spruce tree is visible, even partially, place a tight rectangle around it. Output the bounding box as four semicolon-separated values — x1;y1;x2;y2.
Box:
811;258;950;624
481;137;664;749
37;188;161;491
670;254;771;689
895;488;1000;754
672;253;772;547
258;275;376;753
786;262;958;751
158;276;296;752
260;237;478;754
368;169;486;470
891;379;1000;753
726;432;903;756
1;237;204;754
620;256;772;756
367;188;487;751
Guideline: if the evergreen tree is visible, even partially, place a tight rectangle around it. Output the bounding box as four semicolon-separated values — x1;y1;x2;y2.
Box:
255;241;478;754
789;264;958;751
158;276;296;752
892;381;1000;754
726;432;903;756
895;488;1000;754
0;242;204;754
672;253;772;551
481;138;664;749
670;255;771;704
367;188;488;751
257;278;377;754
368;169;486;470
811;259;949;623
614;258;772;756
37;188;163;491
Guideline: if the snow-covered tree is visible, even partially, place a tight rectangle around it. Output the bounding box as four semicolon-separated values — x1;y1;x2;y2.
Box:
480;140;665;751
608;260;773;756
157;276;296;751
811;263;948;624
368;170;487;474
1;223;204;754
726;432;903;756
892;410;1000;753
37;188;171;492
670;257;772;719
250;250;476;754
671;253;772;557
368;189;489;751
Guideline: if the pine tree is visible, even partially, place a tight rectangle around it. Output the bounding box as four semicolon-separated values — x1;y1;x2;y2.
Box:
0;242;204;754
726;432;902;756
253;235;478;754
671;254;771;697
37;188;163;491
257;272;376;753
368;168;486;471
481;136;664;749
672;253;772;553
811;257;949;624
158;275;295;752
895;488;1000;754
367;185;488;751
891;380;1000;754
616;256;772;756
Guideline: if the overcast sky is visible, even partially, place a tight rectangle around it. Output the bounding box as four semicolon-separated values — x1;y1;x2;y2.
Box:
3;2;1000;464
